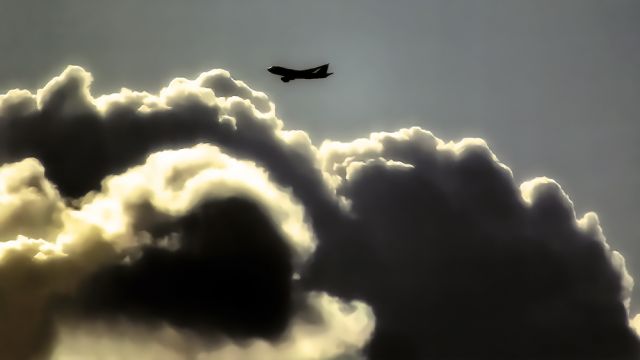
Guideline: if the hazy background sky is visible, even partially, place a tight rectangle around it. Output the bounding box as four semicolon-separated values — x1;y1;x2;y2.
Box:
0;0;638;308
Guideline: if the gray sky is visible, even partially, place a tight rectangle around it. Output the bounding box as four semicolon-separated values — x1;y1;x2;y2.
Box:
1;0;639;308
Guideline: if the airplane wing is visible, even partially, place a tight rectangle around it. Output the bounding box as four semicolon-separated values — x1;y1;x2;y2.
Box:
304;63;329;75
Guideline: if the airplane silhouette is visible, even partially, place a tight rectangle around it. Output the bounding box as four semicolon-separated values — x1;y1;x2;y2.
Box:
267;64;333;82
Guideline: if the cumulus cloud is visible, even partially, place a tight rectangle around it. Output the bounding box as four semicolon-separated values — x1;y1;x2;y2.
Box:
0;66;638;359
0;157;120;359
311;129;639;359
52;292;374;360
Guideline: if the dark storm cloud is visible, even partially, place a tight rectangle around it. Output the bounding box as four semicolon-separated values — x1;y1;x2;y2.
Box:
310;131;639;359
73;197;295;340
0;66;637;359
0;67;274;198
0;67;337;242
0;65;364;358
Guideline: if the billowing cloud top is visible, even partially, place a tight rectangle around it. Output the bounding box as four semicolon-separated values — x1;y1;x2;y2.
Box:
0;66;638;360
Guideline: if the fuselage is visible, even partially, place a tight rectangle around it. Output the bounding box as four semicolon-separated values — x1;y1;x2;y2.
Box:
267;65;332;81
267;66;290;76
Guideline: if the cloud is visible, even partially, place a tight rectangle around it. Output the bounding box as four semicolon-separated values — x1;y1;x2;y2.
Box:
0;158;65;242
311;129;639;359
632;315;640;338
0;157;120;360
0;142;332;359
0;66;638;359
52;292;374;360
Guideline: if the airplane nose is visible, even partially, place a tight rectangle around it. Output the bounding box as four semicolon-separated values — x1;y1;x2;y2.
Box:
267;66;274;73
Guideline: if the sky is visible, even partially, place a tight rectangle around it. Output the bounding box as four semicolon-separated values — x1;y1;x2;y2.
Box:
0;1;639;359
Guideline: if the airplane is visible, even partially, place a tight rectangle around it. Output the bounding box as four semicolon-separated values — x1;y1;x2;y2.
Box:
267;64;333;82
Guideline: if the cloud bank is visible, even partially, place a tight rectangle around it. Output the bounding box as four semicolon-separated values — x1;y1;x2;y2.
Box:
0;66;637;359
